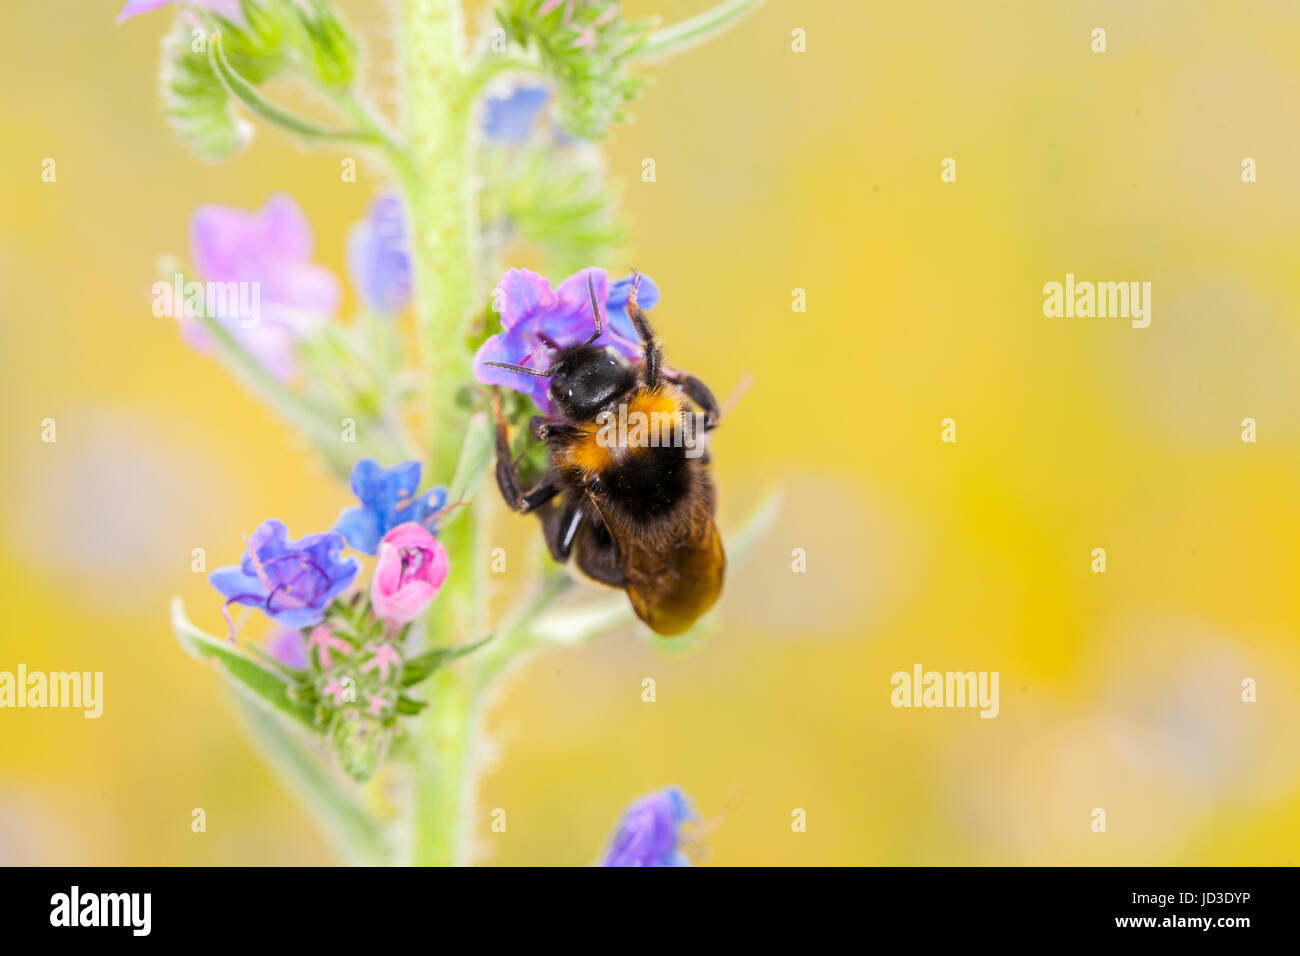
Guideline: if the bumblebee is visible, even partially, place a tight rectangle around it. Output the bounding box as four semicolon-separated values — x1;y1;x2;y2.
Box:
485;273;724;636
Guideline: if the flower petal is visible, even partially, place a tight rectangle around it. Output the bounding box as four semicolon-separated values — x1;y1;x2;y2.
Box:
474;333;554;413
259;193;314;260
494;268;556;330
553;266;608;324
333;504;382;555
190;204;252;283
116;0;171;23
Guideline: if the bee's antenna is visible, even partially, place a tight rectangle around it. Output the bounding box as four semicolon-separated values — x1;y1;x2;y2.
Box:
582;272;604;346
482;360;554;377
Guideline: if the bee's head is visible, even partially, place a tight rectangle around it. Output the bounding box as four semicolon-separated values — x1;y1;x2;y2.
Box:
482;272;640;423
543;345;636;422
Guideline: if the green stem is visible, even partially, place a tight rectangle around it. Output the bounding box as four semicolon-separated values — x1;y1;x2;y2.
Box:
395;0;486;867
209;33;382;145
395;0;481;477
473;573;574;687
411;663;472;864
331;87;408;163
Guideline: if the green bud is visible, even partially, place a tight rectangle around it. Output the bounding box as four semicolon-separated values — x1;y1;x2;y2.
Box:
495;0;654;140
329;709;392;783
158;1;290;159
294;0;358;88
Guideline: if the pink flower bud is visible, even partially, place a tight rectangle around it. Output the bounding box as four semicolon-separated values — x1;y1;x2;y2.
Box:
370;522;449;624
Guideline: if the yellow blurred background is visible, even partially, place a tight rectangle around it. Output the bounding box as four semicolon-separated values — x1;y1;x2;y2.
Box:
3;0;1300;864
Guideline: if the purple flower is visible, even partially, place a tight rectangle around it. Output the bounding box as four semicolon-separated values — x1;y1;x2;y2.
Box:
333;459;448;556
347;192;411;316
473;268;659;413
116;0;244;24
267;628;309;670
601;787;696;867
181;194;340;382
482;86;550;143
210;519;360;630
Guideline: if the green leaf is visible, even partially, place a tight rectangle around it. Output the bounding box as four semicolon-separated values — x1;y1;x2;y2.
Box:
638;0;763;63
170;596;316;729
395;696;428;715
402;634;496;687
245;640;305;681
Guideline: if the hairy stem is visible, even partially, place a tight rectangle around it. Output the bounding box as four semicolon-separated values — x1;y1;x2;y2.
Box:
395;0;481;477
395;0;485;867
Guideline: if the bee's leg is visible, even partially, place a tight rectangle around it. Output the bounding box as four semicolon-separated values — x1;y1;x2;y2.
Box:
493;393;560;514
574;522;627;587
674;372;720;430
626;271;662;388
530;415;580;443
495;458;558;514
540;500;584;562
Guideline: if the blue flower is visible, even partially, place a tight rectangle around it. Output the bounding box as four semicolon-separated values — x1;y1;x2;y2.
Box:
606;272;657;342
600;787;696;867
474;267;660;413
347;192;411;316
482;85;550;143
209;520;360;630
333;459;447;555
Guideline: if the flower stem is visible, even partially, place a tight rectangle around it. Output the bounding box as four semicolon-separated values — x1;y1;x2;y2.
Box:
394;0;487;866
411;663;472;864
394;0;481;478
